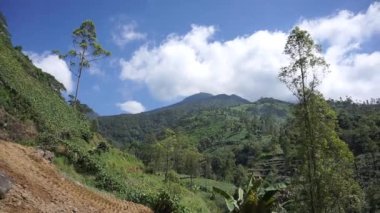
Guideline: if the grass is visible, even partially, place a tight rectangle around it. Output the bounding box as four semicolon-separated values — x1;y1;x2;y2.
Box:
53;156;97;186
54;152;216;212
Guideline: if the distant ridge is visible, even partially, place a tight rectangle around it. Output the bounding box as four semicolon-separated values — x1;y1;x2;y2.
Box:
98;92;292;147
151;92;251;113
179;92;250;105
255;97;292;105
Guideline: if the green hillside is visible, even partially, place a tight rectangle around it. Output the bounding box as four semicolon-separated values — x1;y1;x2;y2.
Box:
99;94;292;185
0;17;91;145
99;93;291;145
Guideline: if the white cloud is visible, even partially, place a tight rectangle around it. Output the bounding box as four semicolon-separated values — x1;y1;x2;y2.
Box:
299;2;380;100
117;100;145;114
26;51;74;93
112;22;146;47
120;25;290;101
299;3;380;49
321;52;380;101
120;3;380;102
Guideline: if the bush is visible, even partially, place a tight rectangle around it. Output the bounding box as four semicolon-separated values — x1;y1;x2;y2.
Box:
166;170;180;183
153;191;189;213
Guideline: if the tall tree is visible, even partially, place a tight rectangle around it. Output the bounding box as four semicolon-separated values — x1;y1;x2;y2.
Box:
54;20;110;107
183;150;201;184
279;27;363;212
161;129;176;182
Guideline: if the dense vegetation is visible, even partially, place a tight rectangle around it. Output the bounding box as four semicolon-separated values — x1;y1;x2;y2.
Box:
99;94;291;184
99;93;379;211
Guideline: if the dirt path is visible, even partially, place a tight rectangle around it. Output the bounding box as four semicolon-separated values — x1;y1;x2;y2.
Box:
0;140;152;213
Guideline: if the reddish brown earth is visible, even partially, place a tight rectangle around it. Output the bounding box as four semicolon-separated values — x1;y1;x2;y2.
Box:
0;140;152;213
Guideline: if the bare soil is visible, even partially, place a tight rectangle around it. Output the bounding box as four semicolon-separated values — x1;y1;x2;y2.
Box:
0;140;152;213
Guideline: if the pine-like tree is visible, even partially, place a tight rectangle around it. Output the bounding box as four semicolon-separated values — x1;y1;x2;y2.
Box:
54;20;110;108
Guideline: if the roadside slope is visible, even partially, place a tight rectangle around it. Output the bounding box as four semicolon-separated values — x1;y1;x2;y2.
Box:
0;140;152;213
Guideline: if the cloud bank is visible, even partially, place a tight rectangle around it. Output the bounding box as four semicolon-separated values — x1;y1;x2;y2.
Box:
26;52;74;93
117;100;145;114
299;2;380;101
120;3;380;102
120;26;290;101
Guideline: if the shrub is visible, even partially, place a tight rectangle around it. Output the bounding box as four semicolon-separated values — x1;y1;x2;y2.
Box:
153;191;189;213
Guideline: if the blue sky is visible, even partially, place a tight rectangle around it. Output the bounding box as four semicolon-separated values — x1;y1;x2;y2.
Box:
1;0;379;115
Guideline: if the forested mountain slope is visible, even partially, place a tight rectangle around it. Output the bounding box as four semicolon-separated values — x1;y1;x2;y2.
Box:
99;94;293;184
99;93;291;147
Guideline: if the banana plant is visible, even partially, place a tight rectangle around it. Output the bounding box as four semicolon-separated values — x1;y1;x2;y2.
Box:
213;176;286;213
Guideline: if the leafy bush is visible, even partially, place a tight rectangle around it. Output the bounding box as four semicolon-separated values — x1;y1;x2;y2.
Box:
166;170;180;183
153;191;189;213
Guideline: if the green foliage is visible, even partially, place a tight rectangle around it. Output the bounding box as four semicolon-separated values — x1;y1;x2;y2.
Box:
98;95;290;145
153;191;189;213
0;17;92;142
329;98;380;211
213;176;287;213
99;96;291;181
279;26;328;100
0;12;10;42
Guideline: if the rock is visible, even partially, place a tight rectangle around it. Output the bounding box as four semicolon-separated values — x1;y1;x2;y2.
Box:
36;149;55;162
21;192;27;200
36;149;45;158
43;150;55;162
0;171;12;199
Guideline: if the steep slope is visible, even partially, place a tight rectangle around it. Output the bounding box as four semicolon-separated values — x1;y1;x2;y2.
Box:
0;140;152;213
0;14;91;143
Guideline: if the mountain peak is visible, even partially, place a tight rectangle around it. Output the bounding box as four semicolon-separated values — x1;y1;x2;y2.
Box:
213;94;250;103
178;92;251;107
181;92;213;103
255;97;291;105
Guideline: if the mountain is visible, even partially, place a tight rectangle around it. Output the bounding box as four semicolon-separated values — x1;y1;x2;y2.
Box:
150;92;251;114
179;92;250;106
98;93;292;147
98;93;293;187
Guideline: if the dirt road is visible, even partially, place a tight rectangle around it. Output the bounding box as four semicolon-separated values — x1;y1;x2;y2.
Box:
0;140;152;213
